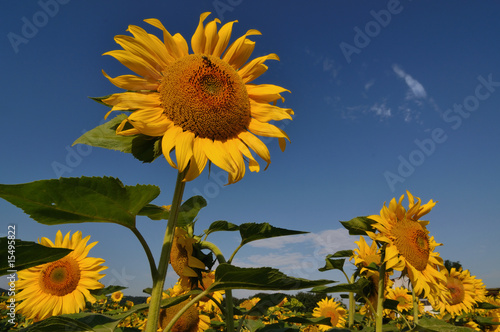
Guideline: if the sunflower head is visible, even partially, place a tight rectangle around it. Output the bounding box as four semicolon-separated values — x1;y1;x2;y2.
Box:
170;227;206;278
111;290;124;302
101;12;293;184
16;230;107;321
367;191;446;298
312;298;347;331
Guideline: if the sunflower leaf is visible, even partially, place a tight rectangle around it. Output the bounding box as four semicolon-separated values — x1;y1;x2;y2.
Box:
239;222;308;246
415;317;477;331
0;237;72;276
212;263;333;291
72;114;162;163
177;195;207;227
311;278;370;294
339;216;376;236
246;293;287;316
330;249;354;258
204;220;240;236
138;203;170;220
0;176;160;229
318;257;346;272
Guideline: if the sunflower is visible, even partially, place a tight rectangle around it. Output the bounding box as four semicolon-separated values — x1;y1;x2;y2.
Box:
482;295;500;332
157;299;210;332
385;287;413;313
430;268;487;317
170;227;206;278
16;230;107;321
102;12;292;184
111;290;124;302
312;298;347;331
367;191;447;299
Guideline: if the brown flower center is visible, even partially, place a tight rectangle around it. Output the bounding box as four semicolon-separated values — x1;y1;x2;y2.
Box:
38;257;81;296
391;218;430;271
447;277;465;305
159;54;251;140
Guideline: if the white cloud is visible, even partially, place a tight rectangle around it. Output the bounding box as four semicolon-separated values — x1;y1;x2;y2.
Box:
364;79;375;91
369;102;392;119
392;64;427;99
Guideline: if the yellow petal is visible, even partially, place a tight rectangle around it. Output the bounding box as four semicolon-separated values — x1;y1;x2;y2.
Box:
103;50;162;80
126;24;173;65
247;83;290;103
198;138;235;175
143;18;183;59
161;125;182;168
204;18;221;54
250;100;293;122
222;29;261;68
191;12;212;54
248;118;290;141
102;70;158;91
224;139;245;184
212;20;237;58
175;130;195;172
238;131;270;170
184;139;208;182
238;53;279;83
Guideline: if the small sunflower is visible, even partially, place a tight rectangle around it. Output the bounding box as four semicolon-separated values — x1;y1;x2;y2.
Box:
385;287;413;313
111;290;124;302
431;268;487;317
102;12;293;184
367;191;447;299
16;230;107;321
170;227;206;278
312;298;347;331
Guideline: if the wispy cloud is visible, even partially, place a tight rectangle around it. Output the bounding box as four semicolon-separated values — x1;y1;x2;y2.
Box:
392;64;427;99
369;102;392;119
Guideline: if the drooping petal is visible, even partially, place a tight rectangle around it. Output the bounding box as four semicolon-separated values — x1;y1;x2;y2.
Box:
161;125;183;168
175;130;195;172
103;50;162;80
238;53;279;83
191;12;212;54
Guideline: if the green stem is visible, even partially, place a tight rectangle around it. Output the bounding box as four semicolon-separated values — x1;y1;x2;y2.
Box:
348;274;355;328
145;169;187;332
200;241;235;332
130;227;158;280
412;286;419;325
375;244;387;332
227;243;243;264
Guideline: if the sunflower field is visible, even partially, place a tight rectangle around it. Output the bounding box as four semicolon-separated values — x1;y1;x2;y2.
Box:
1;10;500;332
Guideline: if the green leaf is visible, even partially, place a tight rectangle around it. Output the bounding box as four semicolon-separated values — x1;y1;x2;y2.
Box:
329;250;354;258
383;298;400;311
339;216;376;236
204;220;240;236
177;196;207;226
415;317;476;332
239;222;308;246
138;204;170;220
284;316;332;326
0;238;72;276
212;264;333;291
476;301;500;310
312;277;370;294
246;293;287;316
20;315;94;332
0;176;160;228
72;114;162;163
318;257;346;272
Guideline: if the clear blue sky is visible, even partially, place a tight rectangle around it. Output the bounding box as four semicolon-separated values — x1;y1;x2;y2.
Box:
1;1;499;297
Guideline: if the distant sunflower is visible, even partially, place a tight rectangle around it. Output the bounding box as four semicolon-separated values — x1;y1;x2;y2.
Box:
367;191;447;299
312;298;347;331
16;231;106;321
431;268;487;317
102;12;292;184
111;290;124;302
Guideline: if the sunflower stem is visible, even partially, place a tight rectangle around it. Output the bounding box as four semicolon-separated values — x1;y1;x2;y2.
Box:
130;227;158;280
412;286;419;325
199;240;235;331
348;274;355;328
146;169;187;332
227;243;243;264
375;244;387;332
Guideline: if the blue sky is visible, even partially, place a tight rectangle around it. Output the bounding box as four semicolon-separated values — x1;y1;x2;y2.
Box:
1;1;499;297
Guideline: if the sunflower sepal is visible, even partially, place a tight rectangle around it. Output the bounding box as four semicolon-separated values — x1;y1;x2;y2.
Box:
340;216;376;236
73;114;163;163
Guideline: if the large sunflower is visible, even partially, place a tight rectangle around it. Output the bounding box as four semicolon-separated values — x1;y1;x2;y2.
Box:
430;268;487;317
312;298;347;331
102;12;293;184
16;231;107;321
367;191;447;299
170;227;206;278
